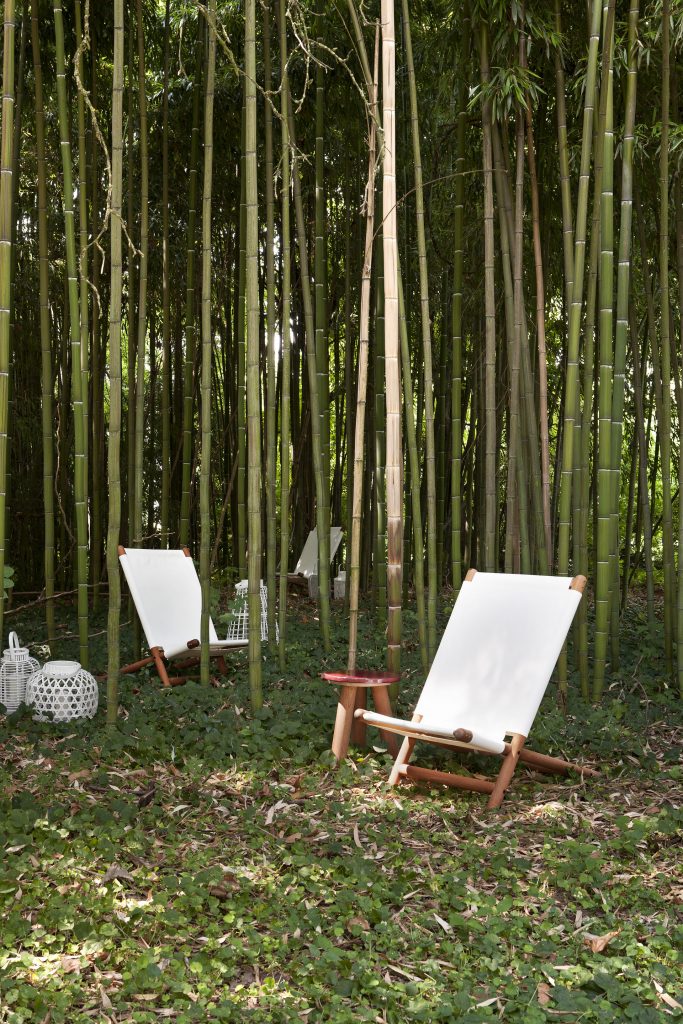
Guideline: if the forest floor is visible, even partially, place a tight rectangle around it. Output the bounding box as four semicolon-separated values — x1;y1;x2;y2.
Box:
0;590;681;1023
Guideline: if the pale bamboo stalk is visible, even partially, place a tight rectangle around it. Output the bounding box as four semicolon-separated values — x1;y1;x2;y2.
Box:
401;0;436;658
381;0;402;674
348;24;379;674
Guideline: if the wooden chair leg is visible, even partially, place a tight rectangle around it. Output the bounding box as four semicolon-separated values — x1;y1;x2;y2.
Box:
350;689;367;748
332;686;357;763
488;733;526;809
217;655;228;676
119;655;155;675
152;647;173;688
371;686;400;757
518;747;599;777
388;713;422;786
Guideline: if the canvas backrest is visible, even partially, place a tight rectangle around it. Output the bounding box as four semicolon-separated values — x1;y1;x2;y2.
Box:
294;527;344;577
119;548;218;660
415;572;582;741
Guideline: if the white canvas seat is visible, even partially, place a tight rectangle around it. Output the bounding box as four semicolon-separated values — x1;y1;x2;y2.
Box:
119;547;246;687
355;569;596;808
288;526;343;596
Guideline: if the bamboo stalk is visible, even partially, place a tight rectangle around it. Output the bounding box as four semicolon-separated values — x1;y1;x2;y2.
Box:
381;0;402;675
107;0;124;725
53;0;89;667
245;0;263;706
0;0;14;646
30;0;55;647
348;24;379;674
277;0;291;668
200;0;217;687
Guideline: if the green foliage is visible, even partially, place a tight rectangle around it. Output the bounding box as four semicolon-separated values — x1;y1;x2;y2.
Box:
3;565;14;600
0;597;680;1022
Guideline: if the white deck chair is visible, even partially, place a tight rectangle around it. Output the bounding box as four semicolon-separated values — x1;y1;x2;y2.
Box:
288;526;343;594
119;547;246;687
355;569;597;808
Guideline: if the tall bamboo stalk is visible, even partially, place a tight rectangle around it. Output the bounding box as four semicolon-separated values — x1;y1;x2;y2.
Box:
602;0;640;695
30;0;55;647
179;26;203;548
0;0;14;645
451;1;469;593
277;0;291;668
245;0;262;705
264;0;277;647
348;24;379;673
556;0;602;617
133;0;149;563
53;0;88;667
160;0;171;544
593;1;615;698
285;85;331;651
74;1;89;490
200;0;217;687
480;19;496;571
381;0;402;675
401;0;436;656
107;0;124;726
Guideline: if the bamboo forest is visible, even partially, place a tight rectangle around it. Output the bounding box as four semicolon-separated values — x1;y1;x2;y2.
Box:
0;1;682;1021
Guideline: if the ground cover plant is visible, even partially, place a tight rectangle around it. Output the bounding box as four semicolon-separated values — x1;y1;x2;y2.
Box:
1;595;681;1024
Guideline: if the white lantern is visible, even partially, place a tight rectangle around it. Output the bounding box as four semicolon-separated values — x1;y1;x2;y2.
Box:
225;579;278;643
26;660;98;723
0;632;41;714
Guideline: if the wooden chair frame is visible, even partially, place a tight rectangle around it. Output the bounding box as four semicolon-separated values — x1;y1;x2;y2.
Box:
357;571;597;809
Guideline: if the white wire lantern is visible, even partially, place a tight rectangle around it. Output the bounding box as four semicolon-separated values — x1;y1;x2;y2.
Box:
26;660;98;723
225;579;278;644
0;633;41;714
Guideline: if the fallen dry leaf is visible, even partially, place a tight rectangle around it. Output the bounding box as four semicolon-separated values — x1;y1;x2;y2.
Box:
537;983;551;1006
100;863;135;885
583;929;620;953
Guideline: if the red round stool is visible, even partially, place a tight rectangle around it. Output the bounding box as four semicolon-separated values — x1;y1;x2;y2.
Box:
321;669;401;762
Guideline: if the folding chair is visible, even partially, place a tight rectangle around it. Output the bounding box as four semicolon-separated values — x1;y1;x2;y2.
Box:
287;526;343;596
119;547;247;687
355;569;597;808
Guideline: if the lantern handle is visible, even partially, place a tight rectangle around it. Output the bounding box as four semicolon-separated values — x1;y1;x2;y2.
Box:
8;631;19;653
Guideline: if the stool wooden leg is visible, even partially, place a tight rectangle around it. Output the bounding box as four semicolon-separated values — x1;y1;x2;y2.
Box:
351;689;367;748
372;686;400;757
331;686;357;763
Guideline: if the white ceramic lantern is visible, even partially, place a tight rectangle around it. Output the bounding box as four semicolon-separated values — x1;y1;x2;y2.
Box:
26;660;98;723
0;632;41;714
